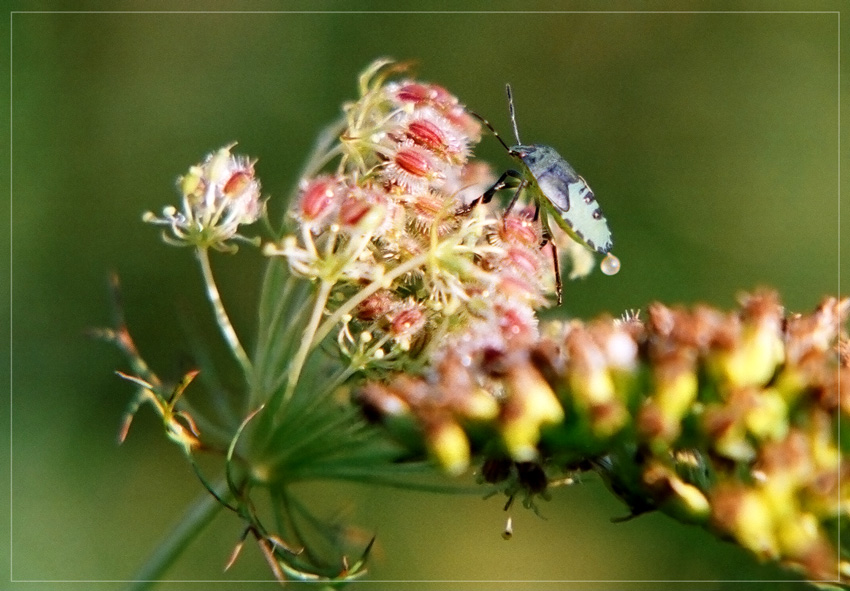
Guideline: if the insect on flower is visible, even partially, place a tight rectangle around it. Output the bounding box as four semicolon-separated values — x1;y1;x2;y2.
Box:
471;85;621;304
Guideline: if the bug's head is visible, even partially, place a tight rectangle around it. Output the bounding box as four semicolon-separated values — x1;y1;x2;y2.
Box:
509;144;553;168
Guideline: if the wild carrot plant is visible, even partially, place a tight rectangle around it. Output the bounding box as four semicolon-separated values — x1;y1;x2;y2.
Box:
100;58;849;587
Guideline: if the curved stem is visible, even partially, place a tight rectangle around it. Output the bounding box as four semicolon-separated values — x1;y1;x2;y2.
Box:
196;247;253;378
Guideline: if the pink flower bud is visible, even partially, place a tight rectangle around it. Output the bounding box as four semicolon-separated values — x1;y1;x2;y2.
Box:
356;291;397;321
497;214;541;248
394;145;433;178
394;82;433;105
390;305;427;339
338;196;374;227
222;170;253;198
384;143;443;193
297;176;340;222
406;119;448;153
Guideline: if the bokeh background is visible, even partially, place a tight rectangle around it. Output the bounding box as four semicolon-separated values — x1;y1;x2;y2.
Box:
5;2;848;590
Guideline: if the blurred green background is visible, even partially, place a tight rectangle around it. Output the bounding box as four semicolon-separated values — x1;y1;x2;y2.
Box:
5;2;848;590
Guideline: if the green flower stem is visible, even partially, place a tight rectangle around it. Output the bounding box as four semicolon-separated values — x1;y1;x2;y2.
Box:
252;265;294;382
129;479;230;591
268;279;334;419
311;252;431;347
265;287;320;396
252;264;304;407
196;247;253;378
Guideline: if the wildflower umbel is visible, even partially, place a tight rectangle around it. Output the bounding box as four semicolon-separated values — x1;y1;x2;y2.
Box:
144;143;264;251
265;58;567;406
108;58;848;587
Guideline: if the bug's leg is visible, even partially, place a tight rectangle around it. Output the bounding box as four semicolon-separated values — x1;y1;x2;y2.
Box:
532;202;540;222
484;169;523;205
503;179;527;218
456;169;523;216
540;227;563;306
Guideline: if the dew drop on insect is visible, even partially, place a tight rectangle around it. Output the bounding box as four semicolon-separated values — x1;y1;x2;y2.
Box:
600;253;621;276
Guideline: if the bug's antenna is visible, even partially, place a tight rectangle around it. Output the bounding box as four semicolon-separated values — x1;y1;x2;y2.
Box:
506;84;522;145
469;111;512;153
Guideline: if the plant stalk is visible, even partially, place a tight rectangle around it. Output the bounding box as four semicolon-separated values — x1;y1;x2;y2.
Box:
196;247;253;377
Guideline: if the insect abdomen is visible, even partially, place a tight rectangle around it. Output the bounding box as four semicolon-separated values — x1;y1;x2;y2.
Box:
530;150;613;254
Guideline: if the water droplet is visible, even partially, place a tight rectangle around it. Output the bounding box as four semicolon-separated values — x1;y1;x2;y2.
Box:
600;253;621;276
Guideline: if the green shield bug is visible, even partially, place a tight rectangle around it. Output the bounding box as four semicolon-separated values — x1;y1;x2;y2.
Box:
472;84;620;303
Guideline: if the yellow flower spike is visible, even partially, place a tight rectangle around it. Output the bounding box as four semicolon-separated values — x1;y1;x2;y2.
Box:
511;366;565;425
715;487;780;560
808;412;842;472
772;366;808;404
501;364;565;462
714;322;784;388
654;367;698;422
667;479;711;524
643;462;710;524
776;511;820;558
500;420;540;463
636;351;695;445
588;401;628;438
743;388;788;441
462;387;500;421
427;420;470;476
569;367;616;407
565;358;629;438
715;427;756;462
757;478;797;536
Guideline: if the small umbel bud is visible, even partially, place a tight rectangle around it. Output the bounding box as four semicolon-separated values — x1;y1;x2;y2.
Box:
388;301;428;351
146;144;263;250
